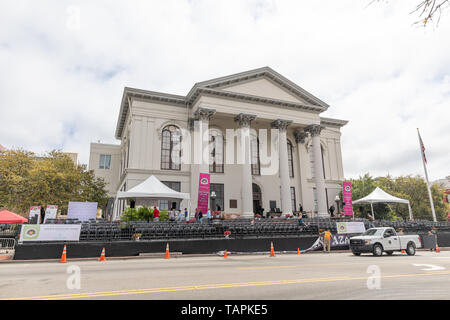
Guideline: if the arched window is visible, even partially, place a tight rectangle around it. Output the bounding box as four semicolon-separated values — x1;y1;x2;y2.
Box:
161;125;181;170
251;136;260;175
209;130;224;173
287;140;294;178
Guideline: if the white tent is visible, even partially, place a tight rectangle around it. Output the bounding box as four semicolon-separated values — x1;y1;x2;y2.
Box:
112;175;190;220
352;187;413;220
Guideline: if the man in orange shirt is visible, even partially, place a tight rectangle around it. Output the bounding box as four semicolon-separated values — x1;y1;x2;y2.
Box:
323;229;332;253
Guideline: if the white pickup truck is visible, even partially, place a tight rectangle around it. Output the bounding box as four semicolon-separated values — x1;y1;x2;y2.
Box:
349;227;422;256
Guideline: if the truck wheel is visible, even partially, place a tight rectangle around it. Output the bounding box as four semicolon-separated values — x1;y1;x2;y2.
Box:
386;251;393;255
373;244;383;256
406;242;416;256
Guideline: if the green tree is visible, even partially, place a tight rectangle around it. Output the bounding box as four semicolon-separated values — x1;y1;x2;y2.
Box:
0;149;108;216
344;173;448;221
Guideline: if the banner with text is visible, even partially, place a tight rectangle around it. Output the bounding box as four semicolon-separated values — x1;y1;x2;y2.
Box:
336;222;366;234
197;173;210;214
28;206;41;224
67;201;98;221
19;224;81;242
43;205;58;223
343;181;353;216
302;234;350;253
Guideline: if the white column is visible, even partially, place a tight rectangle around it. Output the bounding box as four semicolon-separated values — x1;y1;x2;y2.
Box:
306;124;328;217
271;119;293;216
294;130;309;210
235;113;256;218
190;107;216;216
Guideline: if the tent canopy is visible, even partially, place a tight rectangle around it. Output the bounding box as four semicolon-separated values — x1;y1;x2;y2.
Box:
352;187;412;220
116;175;190;200
353;187;409;205
0;209;28;224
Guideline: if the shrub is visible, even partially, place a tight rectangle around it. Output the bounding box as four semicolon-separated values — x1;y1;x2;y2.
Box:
159;209;169;221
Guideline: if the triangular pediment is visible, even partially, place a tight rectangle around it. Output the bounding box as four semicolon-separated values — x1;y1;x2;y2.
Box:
220;77;307;104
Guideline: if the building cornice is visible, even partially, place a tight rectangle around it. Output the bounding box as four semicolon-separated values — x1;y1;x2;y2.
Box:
320;117;349;128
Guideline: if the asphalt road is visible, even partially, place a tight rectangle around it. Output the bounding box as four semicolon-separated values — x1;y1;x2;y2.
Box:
1;250;450;300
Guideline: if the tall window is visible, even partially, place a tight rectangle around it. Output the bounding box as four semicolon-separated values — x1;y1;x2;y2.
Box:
251;136;260;175
287;140;294;177
161;125;181;170
313;188;318;213
160;181;181;210
290;187;296;213
210;183;224;211
99;154;111;169
209;131;224;173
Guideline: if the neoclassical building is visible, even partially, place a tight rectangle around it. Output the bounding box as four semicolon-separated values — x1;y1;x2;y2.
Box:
89;67;348;220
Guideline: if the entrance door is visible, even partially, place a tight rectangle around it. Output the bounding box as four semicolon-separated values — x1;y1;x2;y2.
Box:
252;183;262;214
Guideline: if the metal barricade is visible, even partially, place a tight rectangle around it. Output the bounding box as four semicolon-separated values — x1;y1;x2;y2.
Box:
0;238;16;249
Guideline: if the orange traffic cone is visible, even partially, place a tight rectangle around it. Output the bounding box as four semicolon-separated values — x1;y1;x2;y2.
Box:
270;241;275;257
436;244;440;253
165;243;170;259
60;245;67;263
297;248;301;255
98;248;106;261
224;249;228;258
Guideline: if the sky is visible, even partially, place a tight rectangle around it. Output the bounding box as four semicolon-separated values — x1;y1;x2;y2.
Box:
0;0;449;181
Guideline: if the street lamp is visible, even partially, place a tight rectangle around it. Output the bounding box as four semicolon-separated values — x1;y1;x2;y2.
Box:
335;195;340;216
210;191;217;212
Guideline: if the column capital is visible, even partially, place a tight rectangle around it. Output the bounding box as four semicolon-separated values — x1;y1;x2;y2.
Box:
234;113;256;127
305;124;325;137
294;130;308;144
194;107;216;121
270;119;293;131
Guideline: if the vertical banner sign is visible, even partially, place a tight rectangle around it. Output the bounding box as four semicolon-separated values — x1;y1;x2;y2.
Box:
343;181;353;216
44;205;58;223
29;206;41;224
197;173;210;214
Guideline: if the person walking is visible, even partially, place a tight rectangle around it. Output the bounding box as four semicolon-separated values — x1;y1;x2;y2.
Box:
367;212;375;228
329;205;335;217
323;229;332;253
206;208;211;224
153;206;159;222
169;208;175;222
184;208;189;222
198;209;203;223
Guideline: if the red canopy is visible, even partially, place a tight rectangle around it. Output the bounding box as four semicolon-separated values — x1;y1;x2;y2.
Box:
0;209;28;224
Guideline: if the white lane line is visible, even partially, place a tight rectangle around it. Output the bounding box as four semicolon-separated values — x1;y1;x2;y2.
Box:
412;264;445;271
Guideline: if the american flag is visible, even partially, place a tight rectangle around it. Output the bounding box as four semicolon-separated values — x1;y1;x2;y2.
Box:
418;130;427;164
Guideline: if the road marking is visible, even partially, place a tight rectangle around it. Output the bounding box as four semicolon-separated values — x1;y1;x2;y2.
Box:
412;264;445;271
4;270;450;300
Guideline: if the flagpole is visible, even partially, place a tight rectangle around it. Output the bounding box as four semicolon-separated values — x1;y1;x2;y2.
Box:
417;128;437;222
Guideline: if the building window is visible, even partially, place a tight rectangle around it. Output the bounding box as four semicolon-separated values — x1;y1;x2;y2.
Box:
287;140;294;177
161;125;181;170
210;183;224;211
229;199;237;209
99;154;111;169
251;136;260;175
209;131;224;173
159;181;181;210
290;187;296;213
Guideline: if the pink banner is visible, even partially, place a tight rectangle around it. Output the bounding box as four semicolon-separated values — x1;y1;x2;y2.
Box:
343;181;353;216
197;173;210;214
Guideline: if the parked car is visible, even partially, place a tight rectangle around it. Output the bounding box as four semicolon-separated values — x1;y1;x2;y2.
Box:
349;227;422;256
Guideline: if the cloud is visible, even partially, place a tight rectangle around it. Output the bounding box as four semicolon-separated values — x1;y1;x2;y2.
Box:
0;0;448;180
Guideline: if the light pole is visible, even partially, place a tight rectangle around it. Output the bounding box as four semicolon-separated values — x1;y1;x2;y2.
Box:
210;191;217;213
335;195;340;216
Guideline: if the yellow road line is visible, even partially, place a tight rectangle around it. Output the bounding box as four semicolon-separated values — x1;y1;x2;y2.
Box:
4;270;450;300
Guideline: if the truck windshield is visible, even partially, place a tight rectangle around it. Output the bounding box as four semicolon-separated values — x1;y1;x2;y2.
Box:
362;229;384;236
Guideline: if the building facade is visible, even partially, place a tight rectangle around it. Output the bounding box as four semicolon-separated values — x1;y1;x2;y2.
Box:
89;67;348;220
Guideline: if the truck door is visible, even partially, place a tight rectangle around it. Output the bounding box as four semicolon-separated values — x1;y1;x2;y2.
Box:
383;228;400;251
